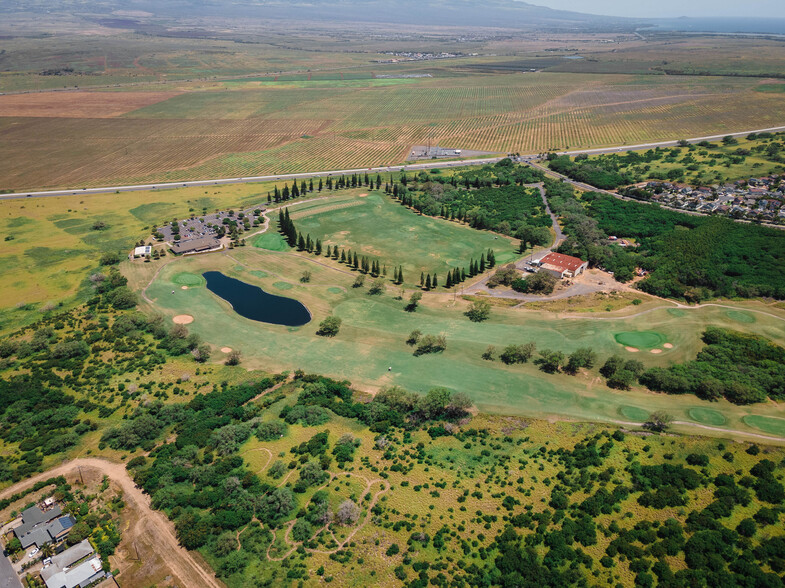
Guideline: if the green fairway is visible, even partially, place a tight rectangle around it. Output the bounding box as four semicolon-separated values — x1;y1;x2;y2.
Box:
614;331;667;349
726;310;756;324
172;272;205;287
253;233;289;252
133;248;785;439
743;415;785;436
688;407;727;426
284;191;520;279
620;406;651;422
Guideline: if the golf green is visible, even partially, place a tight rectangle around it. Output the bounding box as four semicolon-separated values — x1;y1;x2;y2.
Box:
327;287;343;294
688;408;727;426
273;281;294;290
743;415;785;436
614;331;667;349
250;270;269;278
726;310;756;324
254;232;289;252
172;272;205;287
620;406;650;422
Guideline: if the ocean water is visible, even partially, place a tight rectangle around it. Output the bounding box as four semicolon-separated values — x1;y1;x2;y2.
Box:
644;18;785;35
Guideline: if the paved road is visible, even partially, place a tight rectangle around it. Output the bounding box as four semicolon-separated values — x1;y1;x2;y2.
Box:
4;125;785;201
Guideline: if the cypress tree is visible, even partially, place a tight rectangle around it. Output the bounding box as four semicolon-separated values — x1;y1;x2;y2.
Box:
308;179;313;192
376;174;382;189
318;178;323;192
292;182;300;198
278;209;284;227
354;253;360;270
480;254;486;273
333;247;339;259
283;184;290;199
461;268;466;281
306;235;313;252
488;249;496;268
274;186;281;202
432;274;438;288
425;274;431;290
325;245;331;258
297;233;305;251
341;250;346;263
267;192;272;204
446;273;453;288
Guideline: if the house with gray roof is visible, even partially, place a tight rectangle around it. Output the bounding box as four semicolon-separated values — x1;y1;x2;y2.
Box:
40;540;105;588
14;507;76;549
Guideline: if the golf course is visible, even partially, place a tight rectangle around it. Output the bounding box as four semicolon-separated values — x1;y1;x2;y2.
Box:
126;187;785;441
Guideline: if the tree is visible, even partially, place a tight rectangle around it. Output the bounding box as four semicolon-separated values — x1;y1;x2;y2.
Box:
316;316;342;337
566;348;597;374
482;345;496;361
465;299;491;322
644;411;673;432
406;330;422;346
368;278;385;295
192;344;211;363
260;487;296;525
536;349;565;373
291;518;313;542
405;292;422;312
225;349;241;366
353;274;365;288
336;500;360;525
500;343;536;365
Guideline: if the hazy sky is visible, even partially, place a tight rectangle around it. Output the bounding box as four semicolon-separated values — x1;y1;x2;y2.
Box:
529;0;785;18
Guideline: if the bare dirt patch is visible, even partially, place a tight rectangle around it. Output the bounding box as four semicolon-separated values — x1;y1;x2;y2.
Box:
173;314;194;325
625;347;640;353
0;91;181;118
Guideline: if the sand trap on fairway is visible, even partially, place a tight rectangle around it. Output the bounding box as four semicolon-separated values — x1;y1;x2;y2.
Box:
221;347;233;353
650;349;663;354
663;343;674;349
625;347;639;353
181;286;188;290
359;193;368;197
173;315;194;325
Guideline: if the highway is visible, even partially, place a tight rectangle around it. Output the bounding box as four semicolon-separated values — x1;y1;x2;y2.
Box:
2;125;785;201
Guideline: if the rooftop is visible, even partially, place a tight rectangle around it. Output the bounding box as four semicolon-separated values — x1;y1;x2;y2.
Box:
539;252;587;273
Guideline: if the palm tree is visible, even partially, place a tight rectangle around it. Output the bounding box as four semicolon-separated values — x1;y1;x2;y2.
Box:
40;543;54;559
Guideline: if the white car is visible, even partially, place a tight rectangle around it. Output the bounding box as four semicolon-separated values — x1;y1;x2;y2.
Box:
28;548;39;558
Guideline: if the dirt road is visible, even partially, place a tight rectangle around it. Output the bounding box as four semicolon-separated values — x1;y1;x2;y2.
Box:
0;458;224;588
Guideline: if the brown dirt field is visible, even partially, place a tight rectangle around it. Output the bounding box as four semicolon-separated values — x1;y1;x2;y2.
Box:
173;314;194;324
0;458;225;588
0;92;181;119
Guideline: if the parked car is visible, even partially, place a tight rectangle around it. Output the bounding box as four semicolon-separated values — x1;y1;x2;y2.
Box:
28;548;39;558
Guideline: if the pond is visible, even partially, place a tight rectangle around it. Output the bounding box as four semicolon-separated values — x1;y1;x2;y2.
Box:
203;271;311;326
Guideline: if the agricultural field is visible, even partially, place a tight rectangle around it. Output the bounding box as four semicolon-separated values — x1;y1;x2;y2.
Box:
2;65;785;190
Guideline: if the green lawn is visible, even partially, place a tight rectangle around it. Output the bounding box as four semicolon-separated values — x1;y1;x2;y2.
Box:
279;191;520;280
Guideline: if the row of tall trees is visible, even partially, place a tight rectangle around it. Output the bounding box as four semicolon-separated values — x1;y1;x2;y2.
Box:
267;173;384;204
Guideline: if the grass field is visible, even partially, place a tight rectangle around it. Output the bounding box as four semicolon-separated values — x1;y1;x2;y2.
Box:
2;71;784;191
278;191;521;278
128;236;785;440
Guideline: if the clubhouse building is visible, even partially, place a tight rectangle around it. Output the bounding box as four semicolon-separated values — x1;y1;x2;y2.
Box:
536;252;588;280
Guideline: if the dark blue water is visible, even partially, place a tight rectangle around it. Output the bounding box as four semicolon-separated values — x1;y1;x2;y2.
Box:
203;271;311;326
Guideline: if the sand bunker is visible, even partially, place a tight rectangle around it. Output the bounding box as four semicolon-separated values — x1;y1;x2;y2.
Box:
181;286;188;290
663;343;674;349
221;347;233;353
650;349;663;354
359;193;368;197
173;315;194;325
625;347;639;353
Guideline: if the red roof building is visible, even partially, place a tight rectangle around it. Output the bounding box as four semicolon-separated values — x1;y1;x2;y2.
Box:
537;252;589;279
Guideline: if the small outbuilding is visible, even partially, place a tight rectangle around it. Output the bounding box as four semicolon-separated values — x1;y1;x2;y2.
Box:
537;252;588;279
133;245;152;258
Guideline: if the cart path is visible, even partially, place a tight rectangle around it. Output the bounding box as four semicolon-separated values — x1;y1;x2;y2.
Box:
0;458;225;588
